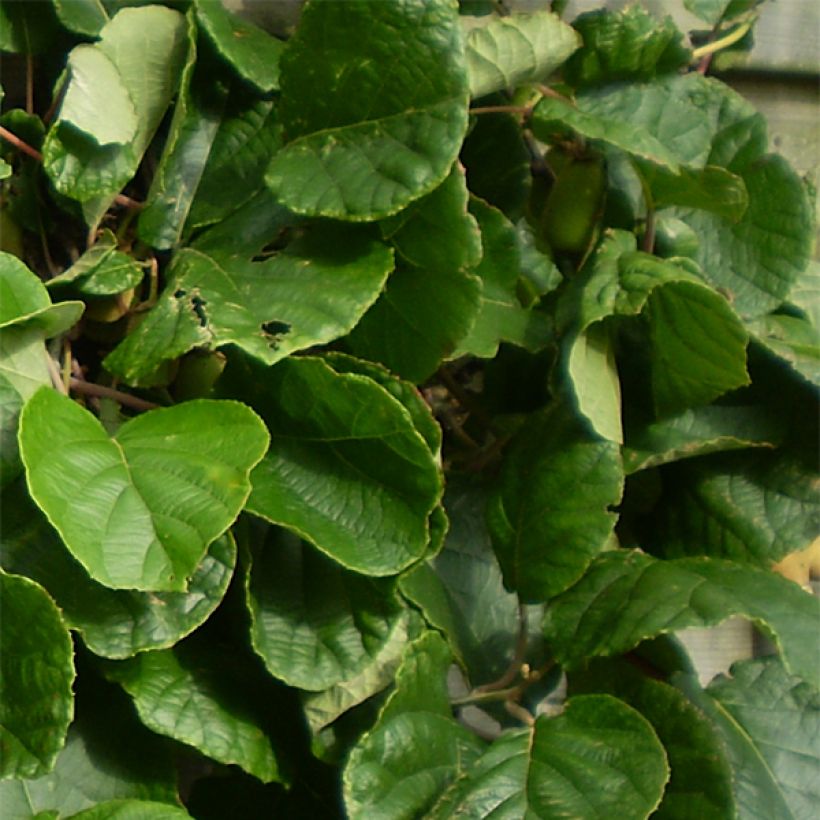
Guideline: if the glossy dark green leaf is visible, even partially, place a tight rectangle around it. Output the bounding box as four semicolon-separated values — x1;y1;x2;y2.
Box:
487;397;623;602
623;404;783;473
748;313;820;388
19;389;268;591
429;696;668;818
105;226;392;385
193;0;283;93
347;260;482;383
570;659;735;820
0;672;177;818
564;5;690;88
644;451;820;567
52;0;108;37
543;549;820;687
0;0;61;54
245;527;405;691
464;11;579;98
344;712;484;820
105;641;282;783
0;570;74;779
266;0;469;220
65;800;192;819
42;6;188;223
675;655;819;820
454;197;551;358
231;356;442;576
46;230;143;297
1;479;236;658
379;163;481;274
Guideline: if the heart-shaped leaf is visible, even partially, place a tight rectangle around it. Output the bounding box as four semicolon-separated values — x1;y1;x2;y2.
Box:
19;389;268;591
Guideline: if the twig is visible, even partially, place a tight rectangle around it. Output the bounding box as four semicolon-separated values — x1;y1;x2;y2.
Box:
470;104;532;117
0;126;143;209
475;606;529;693
691;18;755;61
45;353;68;395
504;700;535;726
69;378;159;412
25;54;34;115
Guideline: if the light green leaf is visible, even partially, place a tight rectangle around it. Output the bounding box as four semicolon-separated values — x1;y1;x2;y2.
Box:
59;46;137;146
0;158;11;180
0;673;177;818
644;163;749;221
644;451;820;567
19;389;268;591
344;712;484;820
379;163;481;274
52;0;108;37
704;656;819;819
0;375;24;488
66;800;192;819
302;610;416;734
465;11;580;99
646;280;750;416
532;94;680;171
623;404;783;473
43;6;188;218
347;261;482;383
105;226;393;385
0;570;74;779
429;696;668;819
245;527;405;691
47;230;143;297
105;641;282;783
454;197;551;358
787;261;820;330
185;96;282;232
0;327;50;408
137;10;218;250
570;659;735;820
748;313;820;388
675;155;814;318
684;0;759;26
487;397;623;602
563;6;690;88
0;479;236;658
543;549;820;687
266;0;469;220
193;0;283;93
230;356;442;576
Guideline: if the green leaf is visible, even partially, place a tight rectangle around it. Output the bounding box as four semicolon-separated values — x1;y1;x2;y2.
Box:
245;527;405;691
454;197;551;358
0;375;24;488
623;404;783;473
429;696;668;818
645;280;750;416
464;11;580;98
0;251;84;334
302;609;417;734
379;163;481;274
487;397;623;602
193;0;283;93
0;570;74;779
43;6;188;219
684;0;760;25
675;155;814;318
47;230;143;297
570;660;735;820
105;226;393;385
266;0;469;221
58;46;137;146
1;479;236;658
786;261;820;330
0;0;61;54
643;451;820;567
344;712;484;820
674;655;819;820
52;0;108;37
644;164;749;221
19;389;268;591
235;356;441;576
65;800;192;820
137;10;217;251
185;96;282;233
748;313;820;388
532;94;680;172
543;549;820;687
563;6;691;88
0;672;177;818
105;640;282;783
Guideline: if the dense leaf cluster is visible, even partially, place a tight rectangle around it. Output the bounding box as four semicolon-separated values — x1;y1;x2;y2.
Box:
1;0;818;817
